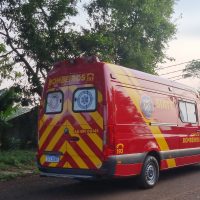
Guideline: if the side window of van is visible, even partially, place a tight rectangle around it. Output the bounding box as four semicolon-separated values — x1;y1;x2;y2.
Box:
179;102;188;122
179;101;197;123
45;91;64;114
73;88;97;112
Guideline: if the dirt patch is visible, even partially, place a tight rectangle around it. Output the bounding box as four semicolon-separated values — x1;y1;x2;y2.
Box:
0;167;37;181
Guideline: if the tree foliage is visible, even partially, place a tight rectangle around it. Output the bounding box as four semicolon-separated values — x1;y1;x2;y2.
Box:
85;0;176;73
0;87;23;150
0;0;176;100
0;0;79;98
183;60;200;78
0;87;20;128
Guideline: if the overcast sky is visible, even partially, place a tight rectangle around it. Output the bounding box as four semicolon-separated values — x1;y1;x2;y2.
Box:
158;0;200;88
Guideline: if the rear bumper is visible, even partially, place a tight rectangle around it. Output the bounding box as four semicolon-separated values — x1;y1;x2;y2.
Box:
39;167;108;179
37;153;145;179
38;159;114;179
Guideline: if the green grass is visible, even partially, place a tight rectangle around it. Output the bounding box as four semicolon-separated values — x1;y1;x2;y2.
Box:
0;150;38;181
0;150;35;168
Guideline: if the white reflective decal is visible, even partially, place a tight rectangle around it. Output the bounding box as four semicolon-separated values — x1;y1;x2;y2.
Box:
73;88;96;112
46;91;63;113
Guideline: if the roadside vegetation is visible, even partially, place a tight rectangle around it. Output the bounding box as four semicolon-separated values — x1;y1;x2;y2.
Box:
0;150;38;181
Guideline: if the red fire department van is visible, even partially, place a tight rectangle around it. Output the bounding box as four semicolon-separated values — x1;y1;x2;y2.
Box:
37;56;200;188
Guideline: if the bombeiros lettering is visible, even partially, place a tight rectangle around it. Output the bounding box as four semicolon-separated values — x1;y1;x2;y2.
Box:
48;73;94;88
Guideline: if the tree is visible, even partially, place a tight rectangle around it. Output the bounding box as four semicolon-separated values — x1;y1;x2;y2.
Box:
85;0;176;74
0;0;176;100
0;43;13;85
0;87;21;149
0;87;20;127
0;0;79;98
183;60;200;78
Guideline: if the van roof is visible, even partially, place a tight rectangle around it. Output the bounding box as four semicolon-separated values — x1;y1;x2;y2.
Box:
105;63;198;96
49;57;198;96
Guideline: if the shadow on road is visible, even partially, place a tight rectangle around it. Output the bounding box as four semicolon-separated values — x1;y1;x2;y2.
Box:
37;164;200;199
39;177;139;199
159;164;200;182
0;164;200;200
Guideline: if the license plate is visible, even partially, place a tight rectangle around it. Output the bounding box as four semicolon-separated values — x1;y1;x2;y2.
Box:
46;154;60;163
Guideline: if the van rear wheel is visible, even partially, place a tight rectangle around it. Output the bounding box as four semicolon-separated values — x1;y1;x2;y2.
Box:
139;156;159;189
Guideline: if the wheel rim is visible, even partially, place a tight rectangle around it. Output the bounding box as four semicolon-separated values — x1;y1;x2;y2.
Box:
145;163;157;185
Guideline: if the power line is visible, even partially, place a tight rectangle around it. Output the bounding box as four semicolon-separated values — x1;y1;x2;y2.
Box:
172;74;193;81
167;73;192;80
173;77;186;81
159;68;185;76
157;59;200;70
168;74;183;80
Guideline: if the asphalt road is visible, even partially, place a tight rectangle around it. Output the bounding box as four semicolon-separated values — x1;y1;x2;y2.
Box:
1;164;200;200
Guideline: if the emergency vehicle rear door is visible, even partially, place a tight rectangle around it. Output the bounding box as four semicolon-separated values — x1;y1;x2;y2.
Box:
65;85;104;170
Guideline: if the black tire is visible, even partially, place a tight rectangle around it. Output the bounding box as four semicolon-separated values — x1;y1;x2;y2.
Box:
139;156;159;189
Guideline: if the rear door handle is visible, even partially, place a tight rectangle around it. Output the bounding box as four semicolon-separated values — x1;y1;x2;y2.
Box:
68;136;79;142
64;128;69;134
